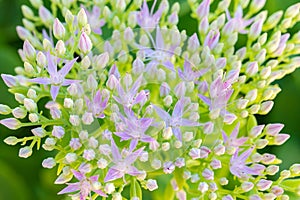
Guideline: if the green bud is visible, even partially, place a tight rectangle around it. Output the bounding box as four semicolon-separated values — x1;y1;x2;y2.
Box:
4;136;19;145
0;104;11;115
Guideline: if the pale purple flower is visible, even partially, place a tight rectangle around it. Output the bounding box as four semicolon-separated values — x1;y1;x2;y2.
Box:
58;169;107;199
153;98;200;141
225;6;254;34
196;0;210;19
204;29;220;49
230;147;262;178
114;108;155;151
141;27;177;72
30;52;78;100
178;60;208;82
137;0;165;31
113;75;147;107
84;6;105;35
85;90;108;118
222;123;248;148
104;139;144;182
198;76;233;119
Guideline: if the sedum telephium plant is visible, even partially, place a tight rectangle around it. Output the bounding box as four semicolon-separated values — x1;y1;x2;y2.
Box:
2;0;300;199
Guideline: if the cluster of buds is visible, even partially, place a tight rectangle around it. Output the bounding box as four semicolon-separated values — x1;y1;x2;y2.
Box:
1;0;300;199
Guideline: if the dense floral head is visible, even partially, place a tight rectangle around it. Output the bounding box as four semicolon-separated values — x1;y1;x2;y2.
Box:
1;0;300;199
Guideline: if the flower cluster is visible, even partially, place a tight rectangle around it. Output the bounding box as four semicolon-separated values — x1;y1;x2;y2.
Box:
1;0;300;199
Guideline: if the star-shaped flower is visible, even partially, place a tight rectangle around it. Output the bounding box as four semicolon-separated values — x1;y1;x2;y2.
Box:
230;147;262;178
137;0;165;31
222;123;248;148
153;98;200;141
113;75;147;107
85;90;109;118
30;52;78;101
84;6;105;35
104;139;144;182
225;6;254;34
58;169;107;200
115;107;155;151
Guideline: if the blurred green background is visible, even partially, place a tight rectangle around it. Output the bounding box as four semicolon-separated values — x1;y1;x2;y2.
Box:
0;0;300;199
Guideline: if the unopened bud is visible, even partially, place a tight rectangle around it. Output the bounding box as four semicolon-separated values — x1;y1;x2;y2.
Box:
23;40;36;61
39;6;53;26
250;125;265;137
257;179;272;191
4;136;19;145
241;182;254;192
42;157;56;168
266;165;279;175
21;5;34;19
19;146;33;158
0;104;11;115
78;32;92;54
250;0;266;14
249;19;263;40
53;18;65;39
0;118;21;130
77;8;87;28
246;62;259;76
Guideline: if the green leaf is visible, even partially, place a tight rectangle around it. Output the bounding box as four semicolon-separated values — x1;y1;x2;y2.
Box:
247;115;257;133
130;178;142;199
163;181;175;200
281;178;300;193
174;168;185;190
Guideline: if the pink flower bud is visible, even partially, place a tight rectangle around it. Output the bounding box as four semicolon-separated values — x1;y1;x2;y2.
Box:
250;125;265;137
198;182;209;193
39;6;53;25
265;123;284;136
189;148;200;159
146;179;158;191
69;138;82;150
19;146;32;158
42;157;56;168
202;168;214;180
83;149;96;161
210;159;222;169
203;121;214;134
0;118;21;130
271;186;284;196
199;17;209;35
163;161;175;174
246;62;259;76
257;179;272;191
259;101;274;114
196;0;210;19
273;133;290;145
266;165;279;175
261;153;276;164
16;26;31;40
249;19;263;40
23;40;36;61
31;127;46;137
241;182;254;192
0;104;11;115
53;18;65;39
78;32;92;54
174;82;186;98
188;33;200;52
204;29;220;49
175;157;185;168
52;126;65;139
